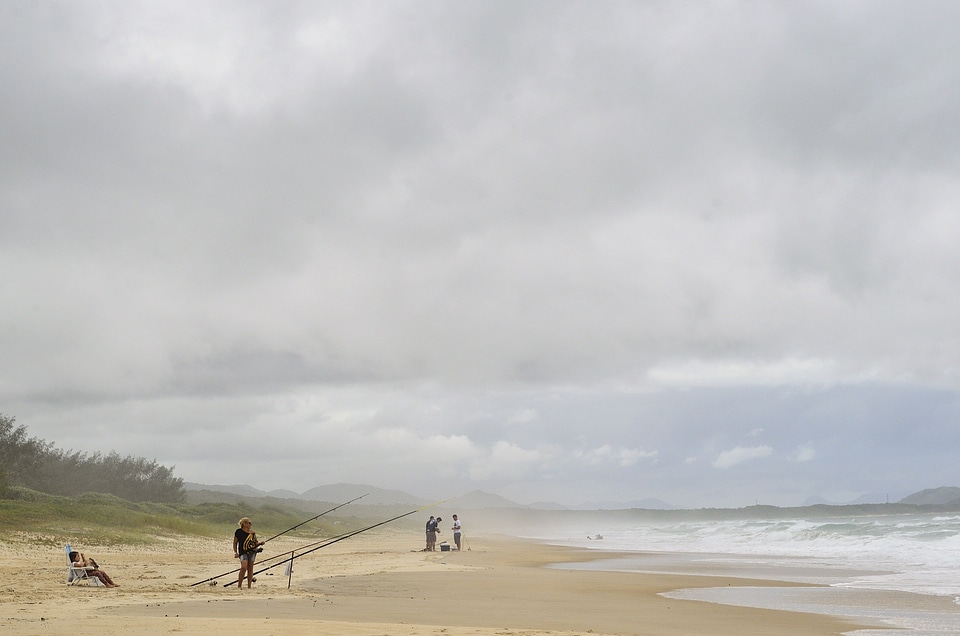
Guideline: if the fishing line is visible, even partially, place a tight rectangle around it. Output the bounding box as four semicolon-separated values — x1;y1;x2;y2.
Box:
260;493;367;544
189;494;368;587
222;500;446;588
193;530;359;587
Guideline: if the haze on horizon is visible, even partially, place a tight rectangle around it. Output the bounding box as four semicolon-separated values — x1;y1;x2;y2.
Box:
3;1;960;509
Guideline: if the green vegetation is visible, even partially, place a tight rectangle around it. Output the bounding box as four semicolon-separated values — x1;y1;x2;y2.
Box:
1;485;349;546
0;413;184;503
1;413;420;547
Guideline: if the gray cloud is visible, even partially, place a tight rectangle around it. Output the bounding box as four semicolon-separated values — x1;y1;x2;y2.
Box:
3;1;960;507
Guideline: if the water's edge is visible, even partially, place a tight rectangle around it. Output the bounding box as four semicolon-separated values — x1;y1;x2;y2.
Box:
541;545;960;636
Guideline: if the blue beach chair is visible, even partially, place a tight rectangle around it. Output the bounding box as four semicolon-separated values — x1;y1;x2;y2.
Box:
66;544;104;586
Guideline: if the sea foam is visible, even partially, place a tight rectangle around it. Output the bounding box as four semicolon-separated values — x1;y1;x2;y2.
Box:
533;512;960;635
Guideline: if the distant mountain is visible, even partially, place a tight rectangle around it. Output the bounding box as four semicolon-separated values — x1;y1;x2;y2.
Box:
186;482;960;511
449;490;523;509
184;481;426;505
802;491;911;506
268;489;303;499
299;483;428;506
183;483;296;498
573;497;675;511
526;501;570;510
900;486;960;505
850;491;911;504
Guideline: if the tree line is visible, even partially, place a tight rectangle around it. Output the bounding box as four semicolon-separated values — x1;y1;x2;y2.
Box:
0;413;184;503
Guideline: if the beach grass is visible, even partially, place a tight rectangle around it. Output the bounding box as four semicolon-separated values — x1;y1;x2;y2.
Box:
0;487;352;545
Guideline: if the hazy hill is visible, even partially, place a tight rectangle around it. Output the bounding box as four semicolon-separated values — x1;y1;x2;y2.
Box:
448;490;523;509
184;482;525;508
184;482;960;512
183;482;301;499
526;501;569;510
899;486;960;505
184;481;429;506
802;491;909;506
573;497;675;510
299;483;429;506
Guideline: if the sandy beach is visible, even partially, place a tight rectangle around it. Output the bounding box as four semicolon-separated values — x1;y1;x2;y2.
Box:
1;529;871;635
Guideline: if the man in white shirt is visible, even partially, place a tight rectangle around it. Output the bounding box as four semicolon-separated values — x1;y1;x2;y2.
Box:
451;514;462;551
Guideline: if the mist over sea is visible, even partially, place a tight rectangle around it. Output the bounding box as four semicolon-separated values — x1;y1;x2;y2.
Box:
529;512;960;635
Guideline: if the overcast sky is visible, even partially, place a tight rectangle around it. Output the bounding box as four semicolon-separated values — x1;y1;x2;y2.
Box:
3;1;960;509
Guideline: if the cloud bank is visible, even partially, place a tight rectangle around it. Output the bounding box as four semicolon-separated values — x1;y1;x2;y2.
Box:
2;1;960;507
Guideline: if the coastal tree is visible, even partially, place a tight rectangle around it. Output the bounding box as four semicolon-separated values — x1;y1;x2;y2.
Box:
0;413;52;494
0;413;185;503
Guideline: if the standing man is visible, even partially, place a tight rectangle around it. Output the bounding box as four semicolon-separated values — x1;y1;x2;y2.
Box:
425;515;436;551
451;514;462;551
425;515;442;550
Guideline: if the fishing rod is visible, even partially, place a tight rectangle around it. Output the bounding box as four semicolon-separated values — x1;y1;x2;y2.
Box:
222;501;444;588
260;493;367;544
193;529;360;587
189;494;367;587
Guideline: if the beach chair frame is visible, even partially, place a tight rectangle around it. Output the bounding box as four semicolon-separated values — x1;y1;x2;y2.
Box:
66;545;104;587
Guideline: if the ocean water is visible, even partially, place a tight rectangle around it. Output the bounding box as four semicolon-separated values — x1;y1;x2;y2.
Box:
532;512;960;635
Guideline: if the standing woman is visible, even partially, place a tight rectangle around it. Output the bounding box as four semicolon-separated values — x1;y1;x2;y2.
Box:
233;517;263;589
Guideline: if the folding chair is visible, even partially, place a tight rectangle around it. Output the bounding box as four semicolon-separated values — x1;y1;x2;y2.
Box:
66;544;104;586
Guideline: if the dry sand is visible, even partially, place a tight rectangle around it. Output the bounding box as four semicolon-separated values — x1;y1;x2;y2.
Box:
1;529;871;635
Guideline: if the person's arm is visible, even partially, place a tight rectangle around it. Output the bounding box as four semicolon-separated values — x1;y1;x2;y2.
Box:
233;535;240;558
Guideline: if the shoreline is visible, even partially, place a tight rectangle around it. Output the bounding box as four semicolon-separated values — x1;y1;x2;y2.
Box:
539;541;960;635
2;530;875;635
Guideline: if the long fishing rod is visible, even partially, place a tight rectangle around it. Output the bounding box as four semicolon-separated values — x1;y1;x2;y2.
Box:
194;529;360;588
214;527;356;586
223;506;426;587
222;501;444;588
260;493;367;544
189;494;367;587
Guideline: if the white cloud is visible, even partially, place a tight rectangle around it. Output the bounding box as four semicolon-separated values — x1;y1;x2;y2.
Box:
468;441;544;481
575;445;657;467
509;409;539;424
615;447;658;467
648;358;841;388
713;445;774;469
795;443;817;462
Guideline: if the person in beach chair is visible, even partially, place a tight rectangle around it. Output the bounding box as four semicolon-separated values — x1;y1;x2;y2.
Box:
68;547;118;587
66;544;101;586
